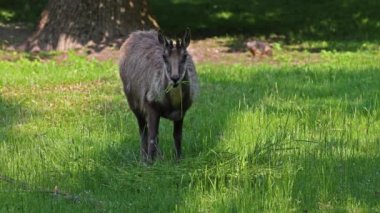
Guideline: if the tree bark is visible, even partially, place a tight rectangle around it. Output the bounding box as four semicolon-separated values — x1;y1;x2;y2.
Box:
23;0;159;51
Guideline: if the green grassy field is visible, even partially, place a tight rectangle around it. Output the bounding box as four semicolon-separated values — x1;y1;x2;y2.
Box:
1;49;379;212
1;0;380;211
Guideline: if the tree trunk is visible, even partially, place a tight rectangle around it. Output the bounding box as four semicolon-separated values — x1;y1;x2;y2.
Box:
23;0;159;51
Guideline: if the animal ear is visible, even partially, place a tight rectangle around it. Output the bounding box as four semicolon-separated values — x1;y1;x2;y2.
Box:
182;28;191;48
169;39;174;48
158;30;167;47
175;38;181;49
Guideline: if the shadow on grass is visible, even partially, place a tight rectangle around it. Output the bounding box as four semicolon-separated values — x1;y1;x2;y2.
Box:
2;62;378;211
75;63;380;211
193;66;380;211
0;23;32;48
293;154;380;211
222;36;380;54
64;63;379;210
0;95;33;142
258;66;379;111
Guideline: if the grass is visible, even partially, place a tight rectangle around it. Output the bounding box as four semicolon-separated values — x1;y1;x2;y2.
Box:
1;49;380;212
1;0;379;211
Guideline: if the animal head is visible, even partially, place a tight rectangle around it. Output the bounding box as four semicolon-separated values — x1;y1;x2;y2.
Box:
158;28;191;87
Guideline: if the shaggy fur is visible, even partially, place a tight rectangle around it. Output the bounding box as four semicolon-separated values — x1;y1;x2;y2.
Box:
119;29;199;161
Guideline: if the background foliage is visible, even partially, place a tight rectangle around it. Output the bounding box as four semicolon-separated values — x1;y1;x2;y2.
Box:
1;0;380;41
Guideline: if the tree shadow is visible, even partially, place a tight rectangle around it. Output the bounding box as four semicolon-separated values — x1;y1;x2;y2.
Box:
0;0;46;23
2;0;379;54
182;66;379;211
0;95;43;209
2;62;378;210
256;66;380;108
152;0;380;52
79;63;378;210
0;23;32;48
292;154;380;211
152;0;380;39
3;0;380;53
3;0;380;42
36;67;267;210
221;36;379;54
0;95;33;142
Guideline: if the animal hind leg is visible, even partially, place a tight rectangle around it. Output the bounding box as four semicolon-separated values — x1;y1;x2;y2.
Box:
133;111;148;161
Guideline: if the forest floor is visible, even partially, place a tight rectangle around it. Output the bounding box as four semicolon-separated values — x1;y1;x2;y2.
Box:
0;22;298;65
3;22;378;67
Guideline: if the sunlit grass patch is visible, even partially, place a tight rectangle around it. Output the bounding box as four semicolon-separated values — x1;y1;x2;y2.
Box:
0;51;380;211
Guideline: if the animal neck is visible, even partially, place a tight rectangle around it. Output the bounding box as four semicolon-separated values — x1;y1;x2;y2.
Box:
167;71;191;107
168;84;183;108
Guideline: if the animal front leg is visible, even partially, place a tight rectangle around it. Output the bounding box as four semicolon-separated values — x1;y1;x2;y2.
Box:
173;119;183;159
137;116;148;161
132;111;148;161
147;109;160;162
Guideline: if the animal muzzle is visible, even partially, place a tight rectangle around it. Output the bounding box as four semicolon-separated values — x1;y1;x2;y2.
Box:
171;74;180;86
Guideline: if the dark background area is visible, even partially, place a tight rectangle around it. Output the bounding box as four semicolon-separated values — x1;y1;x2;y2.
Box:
0;0;46;23
1;0;379;42
150;0;380;41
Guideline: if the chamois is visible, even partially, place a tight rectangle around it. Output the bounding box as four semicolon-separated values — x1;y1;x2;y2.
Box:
119;29;199;162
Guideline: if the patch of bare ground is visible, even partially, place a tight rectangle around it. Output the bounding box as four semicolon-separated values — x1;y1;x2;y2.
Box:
85;37;276;65
188;37;253;64
56;38;323;66
0;22;32;48
0;22;321;65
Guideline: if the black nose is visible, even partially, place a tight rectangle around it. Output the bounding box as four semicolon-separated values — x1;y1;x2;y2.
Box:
171;75;180;83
